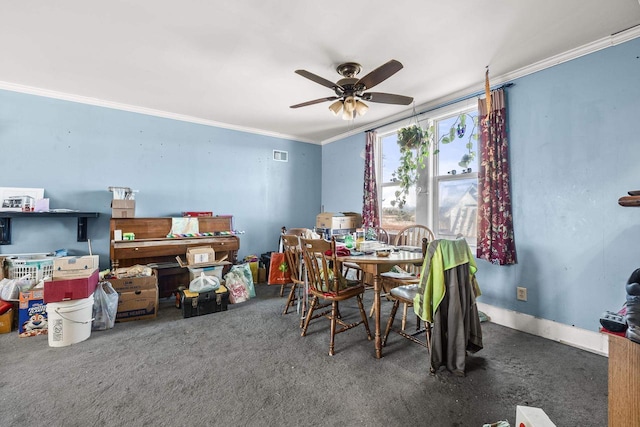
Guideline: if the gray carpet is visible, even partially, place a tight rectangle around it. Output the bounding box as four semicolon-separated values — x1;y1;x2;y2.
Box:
0;284;608;426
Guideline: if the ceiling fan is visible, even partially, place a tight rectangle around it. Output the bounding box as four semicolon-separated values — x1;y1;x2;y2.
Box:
290;59;414;120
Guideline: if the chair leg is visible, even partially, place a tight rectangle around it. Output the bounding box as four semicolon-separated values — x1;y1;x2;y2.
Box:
382;300;400;347
282;282;297;315
279;283;285;297
356;294;372;340
301;297;318;337
401;303;409;331
329;301;338;356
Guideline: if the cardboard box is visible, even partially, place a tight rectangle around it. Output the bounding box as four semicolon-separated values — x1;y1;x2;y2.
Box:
44;269;99;303
0;308;13;334
187;246;216;265
107;275;157;293
18;290;48;337
116;287;158;322
111;199;135;218
176;246;231;268
53;255;99;278
316;212;362;230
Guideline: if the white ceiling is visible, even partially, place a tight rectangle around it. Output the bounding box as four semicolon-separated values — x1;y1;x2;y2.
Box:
1;1;640;144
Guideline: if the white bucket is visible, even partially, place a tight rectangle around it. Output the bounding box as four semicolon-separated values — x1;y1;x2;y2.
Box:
46;295;94;347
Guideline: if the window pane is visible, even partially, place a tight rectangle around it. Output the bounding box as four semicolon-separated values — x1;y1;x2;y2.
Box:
380;132;416;232
381;184;416;232
437;112;479;176
437;178;477;240
380;133;400;182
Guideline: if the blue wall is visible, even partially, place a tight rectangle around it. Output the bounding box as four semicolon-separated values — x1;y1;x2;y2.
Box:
321;133;365;214
0;91;322;266
323;37;640;331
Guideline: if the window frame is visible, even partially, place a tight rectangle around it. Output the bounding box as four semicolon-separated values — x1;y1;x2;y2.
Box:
376;99;479;245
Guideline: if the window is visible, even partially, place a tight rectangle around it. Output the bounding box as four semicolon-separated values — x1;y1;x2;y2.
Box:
378;103;479;244
379;132;416;233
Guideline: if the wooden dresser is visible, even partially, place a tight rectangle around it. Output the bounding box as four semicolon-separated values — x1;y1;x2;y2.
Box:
110;216;240;297
608;334;640;426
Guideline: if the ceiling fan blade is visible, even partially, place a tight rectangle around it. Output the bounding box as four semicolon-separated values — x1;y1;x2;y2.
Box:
356;59;403;90
290;96;339;108
364;92;414;105
295;70;343;90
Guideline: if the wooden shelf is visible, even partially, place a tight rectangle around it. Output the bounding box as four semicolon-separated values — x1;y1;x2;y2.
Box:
0;211;100;245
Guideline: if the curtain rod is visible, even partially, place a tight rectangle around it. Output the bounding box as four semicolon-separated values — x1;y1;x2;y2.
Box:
366;82;514;132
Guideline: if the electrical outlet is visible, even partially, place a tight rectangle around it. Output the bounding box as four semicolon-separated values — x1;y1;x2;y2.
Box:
517;286;527;301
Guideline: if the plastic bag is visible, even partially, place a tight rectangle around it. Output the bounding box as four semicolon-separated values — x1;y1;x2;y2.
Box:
92;281;119;331
229;263;256;298
189;273;220;293
0;277;30;301
224;271;250;304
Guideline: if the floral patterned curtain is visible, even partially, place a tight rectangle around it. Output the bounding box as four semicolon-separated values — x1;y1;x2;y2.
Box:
477;88;517;265
362;130;380;228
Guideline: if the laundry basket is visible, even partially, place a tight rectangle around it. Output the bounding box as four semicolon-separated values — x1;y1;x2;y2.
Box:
6;254;55;287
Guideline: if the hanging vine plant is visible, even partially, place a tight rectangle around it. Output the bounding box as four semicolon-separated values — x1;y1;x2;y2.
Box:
439;113;478;171
390;113;478;209
390;124;434;209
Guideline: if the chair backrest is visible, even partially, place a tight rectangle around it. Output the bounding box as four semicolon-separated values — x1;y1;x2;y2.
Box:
300;237;344;296
393;224;435;247
283;227;310;237
281;234;305;285
393;225;435;275
370;227;390;244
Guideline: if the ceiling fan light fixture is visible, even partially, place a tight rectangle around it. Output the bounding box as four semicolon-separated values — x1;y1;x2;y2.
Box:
328;100;343;115
342;108;354;121
343;96;356;113
355;100;368;116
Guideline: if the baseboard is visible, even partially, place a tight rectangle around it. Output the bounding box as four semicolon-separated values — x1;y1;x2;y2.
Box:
476;302;609;357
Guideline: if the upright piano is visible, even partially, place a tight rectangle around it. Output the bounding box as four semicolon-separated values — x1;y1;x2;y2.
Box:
110;216;240;297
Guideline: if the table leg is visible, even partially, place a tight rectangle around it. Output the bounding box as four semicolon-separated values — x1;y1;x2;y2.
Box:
373;273;382;358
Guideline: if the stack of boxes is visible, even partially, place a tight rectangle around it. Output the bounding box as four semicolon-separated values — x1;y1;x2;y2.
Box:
107;274;159;322
40;255;99;341
44;256;99;303
315;212;363;238
176;245;230;318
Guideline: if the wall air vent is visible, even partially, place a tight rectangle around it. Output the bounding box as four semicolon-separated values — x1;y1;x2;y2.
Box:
273;150;288;162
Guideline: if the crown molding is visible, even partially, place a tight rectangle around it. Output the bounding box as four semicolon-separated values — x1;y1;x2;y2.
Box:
1;24;638;147
0;81;317;145
321;24;640;145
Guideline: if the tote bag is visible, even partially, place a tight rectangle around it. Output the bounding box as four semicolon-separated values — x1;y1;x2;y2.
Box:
267;252;291;285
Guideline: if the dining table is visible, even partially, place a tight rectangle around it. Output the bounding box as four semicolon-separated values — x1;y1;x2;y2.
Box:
336;249;425;359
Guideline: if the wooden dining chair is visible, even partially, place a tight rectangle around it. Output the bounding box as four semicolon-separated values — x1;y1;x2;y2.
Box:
380;224;435;329
382;237;432;350
300;237;372;356
280;234;306;319
277;227;311;297
384;238;482;376
343;226;390;284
